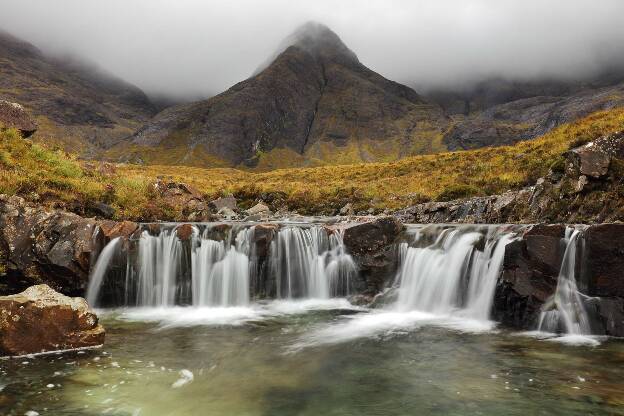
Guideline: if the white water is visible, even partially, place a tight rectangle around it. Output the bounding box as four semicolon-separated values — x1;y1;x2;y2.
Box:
395;227;514;319
537;228;592;336
86;237;121;307
270;226;356;299
295;226;515;348
87;224;356;308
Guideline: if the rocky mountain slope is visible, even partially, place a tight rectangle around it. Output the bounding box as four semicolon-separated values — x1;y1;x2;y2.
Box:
426;75;624;150
0;29;157;155
111;23;449;169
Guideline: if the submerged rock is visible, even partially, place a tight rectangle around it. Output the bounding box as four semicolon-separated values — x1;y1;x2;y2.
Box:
0;284;104;356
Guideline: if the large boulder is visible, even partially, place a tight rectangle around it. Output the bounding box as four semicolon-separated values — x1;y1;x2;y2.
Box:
583;224;624;297
342;217;404;294
0;285;105;356
0;100;37;137
0;195;97;295
493;224;565;329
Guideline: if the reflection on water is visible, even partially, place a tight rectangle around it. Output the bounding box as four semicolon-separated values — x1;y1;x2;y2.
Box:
1;302;624;416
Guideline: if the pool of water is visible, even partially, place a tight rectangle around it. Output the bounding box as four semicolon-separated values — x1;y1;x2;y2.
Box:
2;301;624;416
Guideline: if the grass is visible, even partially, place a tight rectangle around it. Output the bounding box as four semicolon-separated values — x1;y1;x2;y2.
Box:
1;106;624;219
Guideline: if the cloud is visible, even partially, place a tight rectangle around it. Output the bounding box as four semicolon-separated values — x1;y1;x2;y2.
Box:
1;0;623;99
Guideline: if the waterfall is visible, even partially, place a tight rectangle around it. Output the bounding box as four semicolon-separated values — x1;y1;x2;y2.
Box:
191;227;250;306
87;223;356;308
537;228;592;335
394;226;514;319
270;226;355;299
86;237;121;307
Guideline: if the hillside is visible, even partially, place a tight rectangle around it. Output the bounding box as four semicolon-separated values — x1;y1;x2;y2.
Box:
426;75;624;150
108;23;449;169
1;106;623;220
0;29;157;156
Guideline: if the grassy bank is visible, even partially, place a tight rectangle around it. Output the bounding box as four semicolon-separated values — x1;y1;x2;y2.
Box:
2;107;624;219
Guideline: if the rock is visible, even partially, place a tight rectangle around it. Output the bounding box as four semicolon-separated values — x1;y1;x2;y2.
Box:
0;285;105;356
98;220;139;241
91;202;115;219
243;214;262;222
246;202;271;216
175;224;194;241
492;224;565;329
0;100;37;137
210;196;238;211
575;175;589;193
570;143;611;178
340;203;354;216
0;195;97;295
342;217;404;294
583;224;624;297
217;207;238;219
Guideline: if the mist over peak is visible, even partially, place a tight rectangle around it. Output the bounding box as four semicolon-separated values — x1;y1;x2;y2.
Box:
0;0;623;101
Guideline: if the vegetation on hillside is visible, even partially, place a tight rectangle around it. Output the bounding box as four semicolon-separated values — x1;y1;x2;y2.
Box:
1;107;624;219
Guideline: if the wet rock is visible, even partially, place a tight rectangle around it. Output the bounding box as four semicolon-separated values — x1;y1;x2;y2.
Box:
583;224;624;298
176;224;194;241
210;196;238;211
98;220;139;241
343;217;404;294
493;224;565;329
0;100;37;137
0;285;105;356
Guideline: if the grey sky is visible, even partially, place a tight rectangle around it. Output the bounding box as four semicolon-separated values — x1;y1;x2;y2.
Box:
1;0;623;99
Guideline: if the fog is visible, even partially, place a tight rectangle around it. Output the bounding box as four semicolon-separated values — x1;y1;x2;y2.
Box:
1;0;623;100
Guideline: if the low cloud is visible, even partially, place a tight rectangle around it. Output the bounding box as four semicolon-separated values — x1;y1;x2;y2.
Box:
1;0;623;99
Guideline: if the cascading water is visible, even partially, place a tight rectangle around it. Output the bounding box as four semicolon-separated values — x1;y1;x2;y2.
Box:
393;225;516;320
537;227;592;335
270;226;356;299
87;223;356;308
191;227;250;306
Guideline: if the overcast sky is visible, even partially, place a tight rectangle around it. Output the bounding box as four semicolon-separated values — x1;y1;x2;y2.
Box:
1;0;623;99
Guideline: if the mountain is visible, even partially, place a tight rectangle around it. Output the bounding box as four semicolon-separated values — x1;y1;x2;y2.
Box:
111;23;449;169
425;74;624;150
0;29;157;155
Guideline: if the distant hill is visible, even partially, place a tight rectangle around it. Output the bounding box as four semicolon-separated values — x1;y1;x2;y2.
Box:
0;29;157;156
110;23;449;169
424;74;624;150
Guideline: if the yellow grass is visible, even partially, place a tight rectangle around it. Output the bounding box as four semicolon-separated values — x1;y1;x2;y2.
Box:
2;107;624;218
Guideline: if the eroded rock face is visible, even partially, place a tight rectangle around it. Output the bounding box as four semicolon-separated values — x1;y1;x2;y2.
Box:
0;195;97;295
0;100;37;137
0;284;104;356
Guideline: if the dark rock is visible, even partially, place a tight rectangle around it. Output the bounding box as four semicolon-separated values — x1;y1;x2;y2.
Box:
570;144;611;178
583;224;624;297
0;100;37;137
342;217;404;294
0;195;97;295
0;284;105;356
90;202;115;219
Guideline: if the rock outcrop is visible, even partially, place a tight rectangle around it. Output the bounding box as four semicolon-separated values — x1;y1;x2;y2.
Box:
0;100;37;137
493;223;624;336
396;130;624;224
342;217;404;294
0;284;104;356
0;195;97;296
